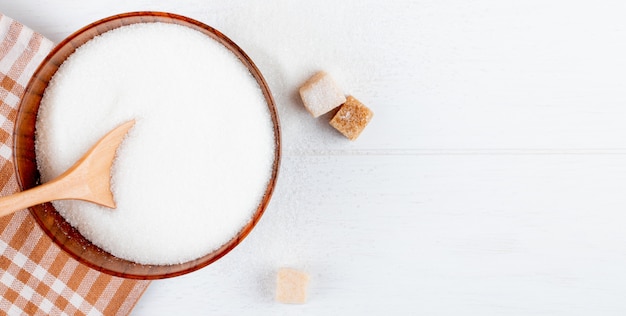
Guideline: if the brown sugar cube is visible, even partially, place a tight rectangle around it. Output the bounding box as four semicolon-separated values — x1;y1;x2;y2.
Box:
275;268;310;304
299;71;347;117
330;96;374;140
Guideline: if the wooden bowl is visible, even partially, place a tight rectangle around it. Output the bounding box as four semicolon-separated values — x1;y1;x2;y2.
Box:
13;12;280;279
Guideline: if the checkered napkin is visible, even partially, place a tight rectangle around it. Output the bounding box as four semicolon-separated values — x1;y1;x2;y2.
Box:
0;14;150;315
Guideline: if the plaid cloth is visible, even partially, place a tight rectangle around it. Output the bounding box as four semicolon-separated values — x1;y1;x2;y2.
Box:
0;14;150;315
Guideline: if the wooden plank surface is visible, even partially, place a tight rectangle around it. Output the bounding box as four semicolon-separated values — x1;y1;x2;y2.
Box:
1;1;626;314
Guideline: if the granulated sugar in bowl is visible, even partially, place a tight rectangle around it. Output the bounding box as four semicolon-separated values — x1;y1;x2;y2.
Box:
13;12;280;279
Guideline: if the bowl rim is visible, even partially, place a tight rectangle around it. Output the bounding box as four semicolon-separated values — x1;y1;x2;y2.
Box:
13;11;281;279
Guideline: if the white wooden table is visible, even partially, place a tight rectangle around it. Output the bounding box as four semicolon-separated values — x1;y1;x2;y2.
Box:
2;1;626;314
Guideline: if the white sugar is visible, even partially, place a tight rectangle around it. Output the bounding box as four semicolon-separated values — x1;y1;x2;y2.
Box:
35;23;275;265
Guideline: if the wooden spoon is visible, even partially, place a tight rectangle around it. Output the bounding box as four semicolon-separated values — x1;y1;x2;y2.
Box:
0;120;135;217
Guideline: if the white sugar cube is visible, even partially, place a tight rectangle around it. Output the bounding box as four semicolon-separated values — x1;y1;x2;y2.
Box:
299;71;346;117
275;268;310;304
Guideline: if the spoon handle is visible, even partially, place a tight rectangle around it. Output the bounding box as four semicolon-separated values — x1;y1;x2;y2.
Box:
0;178;68;217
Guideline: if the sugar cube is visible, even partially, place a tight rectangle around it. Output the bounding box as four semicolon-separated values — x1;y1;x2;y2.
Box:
299;71;346;117
275;268;310;304
330;96;373;140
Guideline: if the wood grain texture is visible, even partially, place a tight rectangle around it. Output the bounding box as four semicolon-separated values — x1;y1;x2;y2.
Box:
1;0;626;315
